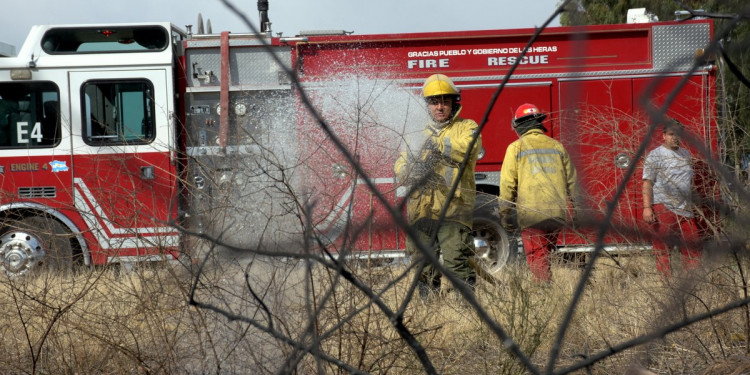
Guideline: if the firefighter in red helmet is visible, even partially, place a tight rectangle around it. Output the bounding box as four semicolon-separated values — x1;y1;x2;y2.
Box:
394;74;482;296
499;103;579;282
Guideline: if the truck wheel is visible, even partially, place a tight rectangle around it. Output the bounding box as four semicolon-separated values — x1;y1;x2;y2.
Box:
472;194;518;277
0;216;77;277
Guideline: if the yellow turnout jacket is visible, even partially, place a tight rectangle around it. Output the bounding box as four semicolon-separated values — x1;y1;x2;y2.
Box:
499;128;577;228
395;106;482;228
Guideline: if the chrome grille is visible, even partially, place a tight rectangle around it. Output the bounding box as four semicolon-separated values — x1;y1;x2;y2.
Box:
18;186;56;198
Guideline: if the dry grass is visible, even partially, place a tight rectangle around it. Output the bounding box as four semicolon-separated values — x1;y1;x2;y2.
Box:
0;251;749;374
303;252;750;374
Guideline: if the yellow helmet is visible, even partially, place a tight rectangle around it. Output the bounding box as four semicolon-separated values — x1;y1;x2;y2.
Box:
422;74;460;98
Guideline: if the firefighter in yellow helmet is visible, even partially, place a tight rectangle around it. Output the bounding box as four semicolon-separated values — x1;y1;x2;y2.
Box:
394;74;482;296
499;103;578;282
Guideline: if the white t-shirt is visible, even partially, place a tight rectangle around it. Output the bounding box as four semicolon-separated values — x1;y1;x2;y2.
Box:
643;145;694;217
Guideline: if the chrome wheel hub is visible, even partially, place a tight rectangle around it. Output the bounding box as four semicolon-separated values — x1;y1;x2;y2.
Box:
474;237;492;260
0;231;45;277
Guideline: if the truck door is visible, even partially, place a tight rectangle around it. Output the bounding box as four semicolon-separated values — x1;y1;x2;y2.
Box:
0;80;73;220
559;74;712;247
68;70;178;260
558;78;638;246
633;74;717;235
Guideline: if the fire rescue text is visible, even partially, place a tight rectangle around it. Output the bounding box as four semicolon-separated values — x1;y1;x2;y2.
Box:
407;55;550;69
407;46;557;69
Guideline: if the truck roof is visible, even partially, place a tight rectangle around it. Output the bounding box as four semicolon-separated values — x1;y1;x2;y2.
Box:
0;22;183;69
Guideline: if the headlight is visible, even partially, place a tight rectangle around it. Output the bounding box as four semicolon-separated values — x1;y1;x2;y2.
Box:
477;147;486;160
615;152;630;169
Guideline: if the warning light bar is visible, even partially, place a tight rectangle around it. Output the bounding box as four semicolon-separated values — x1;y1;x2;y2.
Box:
98;29;117;37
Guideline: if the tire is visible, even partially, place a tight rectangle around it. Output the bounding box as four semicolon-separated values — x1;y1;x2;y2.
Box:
472;193;518;277
0;216;77;277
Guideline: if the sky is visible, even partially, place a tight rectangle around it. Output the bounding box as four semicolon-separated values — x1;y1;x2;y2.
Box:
2;0;562;54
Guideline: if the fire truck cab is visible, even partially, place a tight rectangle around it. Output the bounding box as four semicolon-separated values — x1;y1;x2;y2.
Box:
0;24;184;275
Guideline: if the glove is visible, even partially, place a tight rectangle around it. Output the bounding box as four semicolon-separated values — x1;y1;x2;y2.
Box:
425;126;443;154
399;152;436;187
500;213;517;232
429;135;443;154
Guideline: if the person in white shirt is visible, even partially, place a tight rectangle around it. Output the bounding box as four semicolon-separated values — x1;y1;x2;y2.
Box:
642;120;701;277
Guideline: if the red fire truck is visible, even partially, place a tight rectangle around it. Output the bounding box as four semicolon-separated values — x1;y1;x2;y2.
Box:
0;11;716;276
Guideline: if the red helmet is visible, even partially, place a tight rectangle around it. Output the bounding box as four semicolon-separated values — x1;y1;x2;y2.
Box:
513;103;547;128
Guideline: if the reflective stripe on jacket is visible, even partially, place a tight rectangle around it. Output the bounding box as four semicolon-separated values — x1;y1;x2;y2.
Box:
499;129;577;228
395;105;481;227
